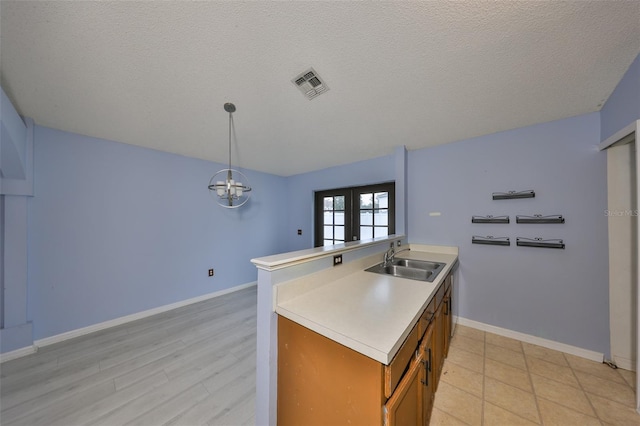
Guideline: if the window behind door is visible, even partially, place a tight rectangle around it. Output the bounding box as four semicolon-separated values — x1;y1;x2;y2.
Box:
314;183;395;247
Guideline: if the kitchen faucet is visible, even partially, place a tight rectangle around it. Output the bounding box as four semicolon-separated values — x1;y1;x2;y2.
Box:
383;245;395;266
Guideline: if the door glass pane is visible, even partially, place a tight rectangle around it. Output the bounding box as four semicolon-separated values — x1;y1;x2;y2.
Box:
323;240;334;247
323;197;333;211
374;209;388;226
360;193;373;209
324;211;333;225
334;225;345;240
375;192;388;209
374;227;388;238
360;211;373;226
360;226;373;240
334;196;345;211
335;211;345;225
324;226;333;239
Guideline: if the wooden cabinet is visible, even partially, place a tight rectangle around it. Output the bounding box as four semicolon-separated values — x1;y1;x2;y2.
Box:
278;270;454;426
420;322;436;424
384;350;425;426
443;277;452;359
433;298;445;388
277;316;384;426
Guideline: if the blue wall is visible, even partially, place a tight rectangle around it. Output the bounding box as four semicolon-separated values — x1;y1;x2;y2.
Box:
6;53;638;352
601;53;640;141
283;154;395;251
28;126;287;340
407;113;609;354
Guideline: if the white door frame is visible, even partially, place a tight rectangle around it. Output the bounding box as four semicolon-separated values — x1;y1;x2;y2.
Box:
599;120;640;412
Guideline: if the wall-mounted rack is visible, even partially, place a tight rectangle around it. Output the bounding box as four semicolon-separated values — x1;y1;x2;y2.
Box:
472;215;510;224
516;214;564;224
492;190;535;200
516;237;565;249
472;236;510;246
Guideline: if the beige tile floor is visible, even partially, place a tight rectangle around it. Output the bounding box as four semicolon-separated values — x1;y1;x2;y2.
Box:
432;325;640;425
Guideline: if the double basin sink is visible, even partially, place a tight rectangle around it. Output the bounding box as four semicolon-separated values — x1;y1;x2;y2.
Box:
365;258;446;282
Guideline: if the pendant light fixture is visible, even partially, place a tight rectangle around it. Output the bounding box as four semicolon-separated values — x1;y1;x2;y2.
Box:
208;103;252;208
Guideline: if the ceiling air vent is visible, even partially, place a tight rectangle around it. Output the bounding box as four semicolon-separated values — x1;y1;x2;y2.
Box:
292;68;329;100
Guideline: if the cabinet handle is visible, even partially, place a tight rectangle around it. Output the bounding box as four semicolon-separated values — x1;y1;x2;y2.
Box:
428;348;432;372
444;299;449;315
421;362;429;387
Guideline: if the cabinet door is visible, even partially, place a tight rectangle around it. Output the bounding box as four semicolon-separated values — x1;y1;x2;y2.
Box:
443;286;452;358
421;323;436;424
384;354;424;426
433;300;445;390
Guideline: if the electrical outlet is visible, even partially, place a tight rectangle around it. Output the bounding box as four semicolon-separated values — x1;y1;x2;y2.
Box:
208;269;214;277
333;254;343;266
297;229;302;235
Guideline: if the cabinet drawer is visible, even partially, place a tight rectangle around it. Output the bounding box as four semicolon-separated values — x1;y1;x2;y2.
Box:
384;324;419;399
418;298;436;338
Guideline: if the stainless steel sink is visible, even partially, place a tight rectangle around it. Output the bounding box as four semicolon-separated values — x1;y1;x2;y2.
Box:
365;258;445;282
391;259;444;271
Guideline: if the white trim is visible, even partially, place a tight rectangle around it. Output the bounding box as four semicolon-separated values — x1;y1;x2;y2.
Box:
0;345;37;363
251;235;406;271
612;355;635;372
34;282;256;348
599;120;637;150
455;316;604;363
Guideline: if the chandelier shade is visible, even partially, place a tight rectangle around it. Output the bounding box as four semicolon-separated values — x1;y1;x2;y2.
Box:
208;103;252;208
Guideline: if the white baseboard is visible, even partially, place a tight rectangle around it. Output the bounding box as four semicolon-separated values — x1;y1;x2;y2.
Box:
33;282;257;349
455;316;604;363
0;345;38;363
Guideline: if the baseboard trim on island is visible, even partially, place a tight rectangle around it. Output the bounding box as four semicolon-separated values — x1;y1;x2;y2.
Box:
32;282;257;350
455;316;604;363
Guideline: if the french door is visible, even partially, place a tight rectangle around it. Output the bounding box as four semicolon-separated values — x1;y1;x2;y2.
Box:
314;182;395;247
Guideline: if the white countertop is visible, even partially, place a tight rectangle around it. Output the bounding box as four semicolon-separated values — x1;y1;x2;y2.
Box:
275;245;458;365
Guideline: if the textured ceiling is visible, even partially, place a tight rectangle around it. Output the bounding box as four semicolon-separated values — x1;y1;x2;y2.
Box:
1;1;639;176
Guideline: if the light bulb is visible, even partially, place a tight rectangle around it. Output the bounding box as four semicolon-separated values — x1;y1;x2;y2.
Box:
216;181;225;197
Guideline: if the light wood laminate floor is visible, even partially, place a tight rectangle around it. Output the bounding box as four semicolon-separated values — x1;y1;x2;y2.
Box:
0;286;257;426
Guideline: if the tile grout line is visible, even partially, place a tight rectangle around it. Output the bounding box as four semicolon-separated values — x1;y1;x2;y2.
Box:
522;342;544;425
437;334;480;425
485;339;544;425
563;352;607;425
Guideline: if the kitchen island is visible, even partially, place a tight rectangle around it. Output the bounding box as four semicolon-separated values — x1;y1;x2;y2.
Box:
275;245;458;364
253;238;458;425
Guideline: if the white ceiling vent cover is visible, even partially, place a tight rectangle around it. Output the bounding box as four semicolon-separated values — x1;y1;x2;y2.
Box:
292;68;329;100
